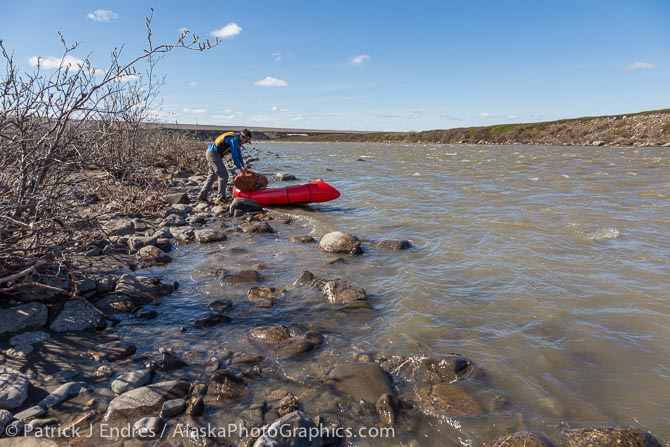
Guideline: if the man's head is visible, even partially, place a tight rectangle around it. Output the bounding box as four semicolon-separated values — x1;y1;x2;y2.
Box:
241;129;252;144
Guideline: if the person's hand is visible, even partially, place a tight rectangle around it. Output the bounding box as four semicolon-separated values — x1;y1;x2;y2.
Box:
240;167;249;174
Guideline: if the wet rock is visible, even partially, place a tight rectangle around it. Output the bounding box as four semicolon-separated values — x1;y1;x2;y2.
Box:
319;231;362;255
275;172;297;181
561;427;663;447
266;390;300;417
417;383;483;416
111;369;152;394
253;410;321;447
208;299;233;313
372;240;412;250
164;192;190;205
135;309;158;320
205;370;247;403
327;362;394;406
185;395;205;416
321;279;367;304
272;331;323;360
241;221;275;234
248;286;287;302
491;431;557;447
293;270;315;286
95;365;114;378
217;269;261;284
105;380;190;420
49;300;104;332
133;416;164;438
114;274;175;304
376;393;401;427
136;245;172;264
160;398;186;418
0;303;48;338
248;325;291;344
194;313;232;328
95;276;117;294
374;353;475;382
154;351;188;372
230;197;263;215
38;382;89;409
291;235;316;243
194;229;227;243
88;341;137;362
0;367;29;409
9;331;50;347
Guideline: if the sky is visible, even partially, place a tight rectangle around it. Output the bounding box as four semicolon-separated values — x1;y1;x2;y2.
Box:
1;1;669;131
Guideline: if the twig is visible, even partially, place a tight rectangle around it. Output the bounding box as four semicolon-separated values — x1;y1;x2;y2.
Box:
0;260;46;285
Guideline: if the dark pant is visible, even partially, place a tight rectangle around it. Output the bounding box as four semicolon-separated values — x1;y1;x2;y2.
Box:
199;149;228;201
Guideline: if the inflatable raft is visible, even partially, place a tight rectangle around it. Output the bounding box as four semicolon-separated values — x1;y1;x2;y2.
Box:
232;179;340;206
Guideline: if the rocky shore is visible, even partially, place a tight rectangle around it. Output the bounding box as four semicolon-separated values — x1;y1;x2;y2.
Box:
0;155;667;447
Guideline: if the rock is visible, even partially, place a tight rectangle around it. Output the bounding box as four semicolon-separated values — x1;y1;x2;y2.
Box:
248;286;287;302
166;204;192;217
164;192;190;205
0;409;12;433
293;270;315;286
95;295;135;313
155;238;173;252
95;365;114;378
374;354;475;383
321;279;367;304
127;236;158;250
105;380;190;420
372;240;412;250
591;140;606;146
319;231;362;255
217;269;261;284
133;416;164;439
160;214;187;227
327;363;394;405
275;172;297;181
208;299;233;313
49;300;104;332
0;438;58;446
253;411;322;447
205;370;247;403
88;341;137;362
248;326;291;344
111;369;152;394
105;220;135;236
272;331;322;360
0;367;29;409
416;383;483;416
160;398;186;418
136;245;172;264
131;218;149;232
185;395;205;416
491;431;557;447
194;229;227;243
376;393;401;427
240;221;275;234
9;331;50;347
38;382;89;409
114;274;175;304
0;303;48;338
291;235;317;243
154;351;188;372
230;198;263;215
561;427;663;447
194;313;232;328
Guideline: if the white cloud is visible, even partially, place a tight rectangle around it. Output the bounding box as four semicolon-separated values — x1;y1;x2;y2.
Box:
273;51;283;62
28;55;84;71
348;54;370;67
255;77;287;87
183;108;207;115
211;23;243;39
271;106;289;112
290;115;305;121
87;9;119;22
478;112;518;120
113;73;139;83
250;115;276;122
623;61;654;71
211;114;237;120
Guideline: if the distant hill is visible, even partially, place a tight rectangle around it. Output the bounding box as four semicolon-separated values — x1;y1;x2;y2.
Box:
158;109;670;147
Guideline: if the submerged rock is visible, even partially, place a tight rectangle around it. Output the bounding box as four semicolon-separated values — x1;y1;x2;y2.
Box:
105;380;190;420
373;353;476;383
248;325;292;344
253;411;322;447
205;370;247;403
416;383;484;416
491;431;557;447
561;427;663;447
272;331;323;360
0;367;29;410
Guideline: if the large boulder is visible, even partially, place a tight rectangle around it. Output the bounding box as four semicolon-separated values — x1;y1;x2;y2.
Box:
319;231;362;255
49;300;104;332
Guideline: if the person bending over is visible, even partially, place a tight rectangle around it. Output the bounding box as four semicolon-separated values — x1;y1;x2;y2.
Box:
198;129;252;205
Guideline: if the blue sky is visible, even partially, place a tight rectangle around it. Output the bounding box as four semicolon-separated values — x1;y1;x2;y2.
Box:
1;1;669;131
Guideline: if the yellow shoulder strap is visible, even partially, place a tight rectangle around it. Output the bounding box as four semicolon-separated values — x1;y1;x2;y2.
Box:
214;131;236;147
